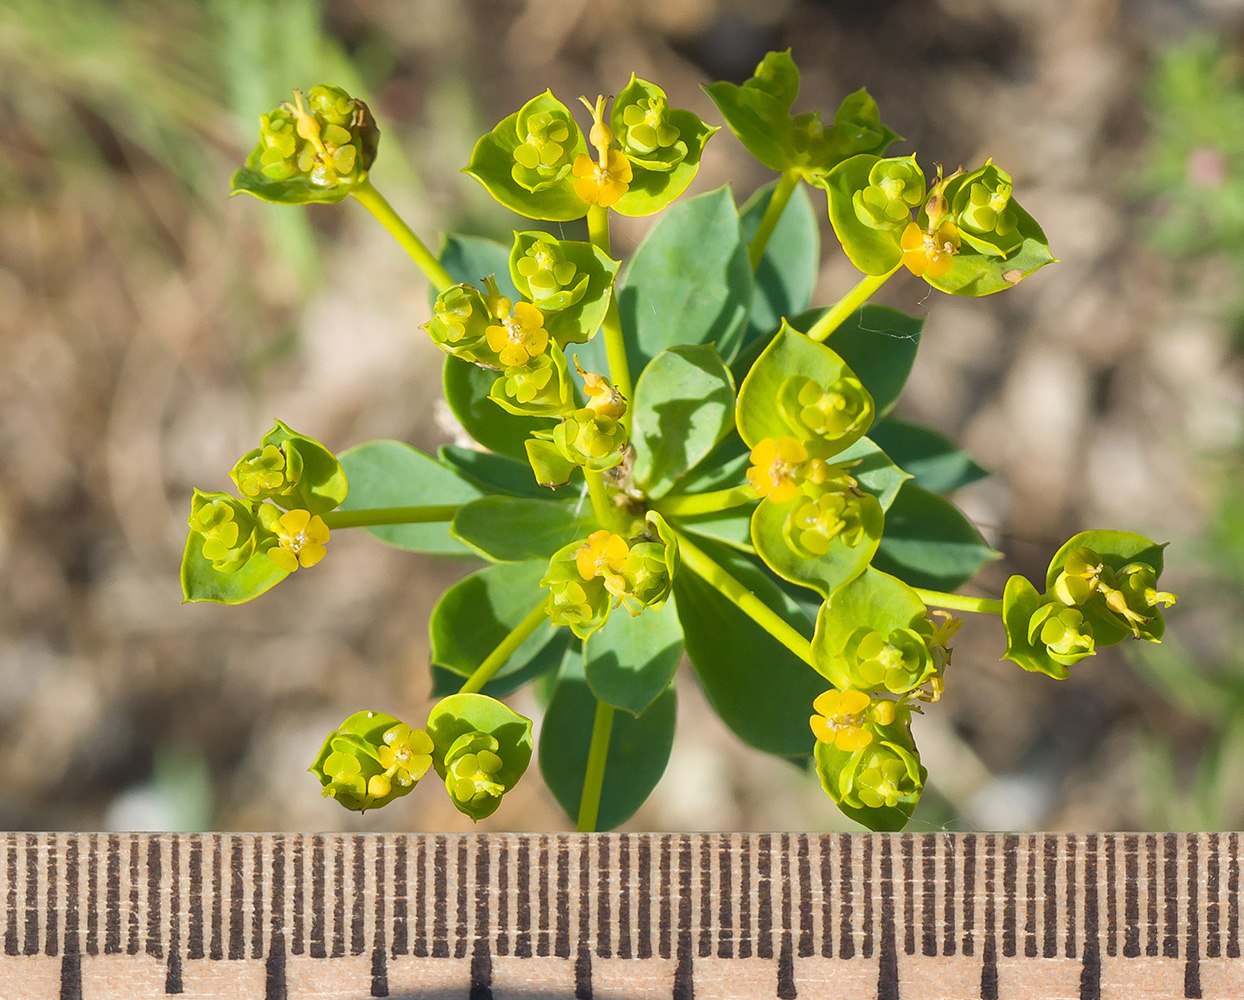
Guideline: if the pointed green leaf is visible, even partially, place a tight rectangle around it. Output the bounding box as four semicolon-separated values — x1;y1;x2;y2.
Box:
430;628;570;698
439;234;518;297
676;509;755;553
443;356;557;461
539;645;677;829
873;481;1000;590
702;53;797;173
337;440;482;554
584;599;684;717
631;345;737;498
616;187;752;372
438;445;573;500
836;436;910;511
666;433;750;496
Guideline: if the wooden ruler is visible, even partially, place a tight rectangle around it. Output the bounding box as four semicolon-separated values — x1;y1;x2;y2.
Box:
0;832;1239;998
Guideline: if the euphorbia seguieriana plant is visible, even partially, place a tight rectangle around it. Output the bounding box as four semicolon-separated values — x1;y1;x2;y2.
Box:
187;57;1177;832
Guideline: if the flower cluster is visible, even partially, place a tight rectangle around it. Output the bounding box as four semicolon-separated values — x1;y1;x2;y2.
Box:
542;514;678;639
745;405;880;583
311;695;534;822
465;76;716;222
1003;532;1177;679
182;422;347;603
232;85;379;204
210;56;1170;838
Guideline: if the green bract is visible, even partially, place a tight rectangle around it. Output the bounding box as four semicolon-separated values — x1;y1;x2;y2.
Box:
1003;530;1176;679
813;567;945;693
230;420;348;515
182;489;287;604
426;693;534;821
508;233;620;345
464;90;589;221
824;154;924;275
703;50;899;177
198;52;1172;835
310;711;433;812
464;83;715;221
737;320;875;452
815;729;926;832
918;161;1056;295
608;76;718;218
231;85;379;205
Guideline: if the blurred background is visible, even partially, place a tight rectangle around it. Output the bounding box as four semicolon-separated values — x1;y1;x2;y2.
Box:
1;0;1243;835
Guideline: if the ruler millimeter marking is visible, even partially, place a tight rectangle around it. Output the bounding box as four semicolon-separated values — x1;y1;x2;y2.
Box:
0;832;1239;998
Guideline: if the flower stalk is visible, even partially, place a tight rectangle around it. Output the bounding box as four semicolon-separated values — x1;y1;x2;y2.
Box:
352;180;455;293
913;588;1003;616
806;263;901;343
576;700;615;832
458;601;551;695
674;529;814;666
748;169;800;269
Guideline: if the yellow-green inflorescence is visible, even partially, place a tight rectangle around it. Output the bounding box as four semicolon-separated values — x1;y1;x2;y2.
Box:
311;712;434;812
232;85;380;205
542;514;677;638
183;423;348;604
1003;534;1177;680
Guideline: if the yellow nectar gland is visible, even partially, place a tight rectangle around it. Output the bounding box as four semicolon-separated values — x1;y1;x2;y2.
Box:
747;437;808;504
572;95;632;208
901;220;960;279
575;530;630;597
268;508;330;573
376;724;434;788
810;689;874;753
485;300;549;367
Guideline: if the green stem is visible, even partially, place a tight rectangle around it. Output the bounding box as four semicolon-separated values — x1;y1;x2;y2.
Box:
322;505;460;529
584;469;624;532
458;601;550;694
576;700;615;832
352;180;454;293
586;206;633;424
805;262;902;343
913;589;1003;616
673;529;814;666
655;486;756;518
748;170;800;270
